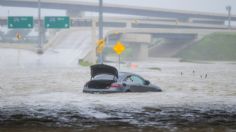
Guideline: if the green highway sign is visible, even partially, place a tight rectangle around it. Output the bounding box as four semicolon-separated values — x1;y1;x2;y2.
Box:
44;16;70;28
8;16;33;29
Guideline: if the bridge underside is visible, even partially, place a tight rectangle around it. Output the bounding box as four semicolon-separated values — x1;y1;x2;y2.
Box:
149;33;196;58
105;32;198;60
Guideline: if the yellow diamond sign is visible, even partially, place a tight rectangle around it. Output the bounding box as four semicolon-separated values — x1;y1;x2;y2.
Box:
113;41;125;55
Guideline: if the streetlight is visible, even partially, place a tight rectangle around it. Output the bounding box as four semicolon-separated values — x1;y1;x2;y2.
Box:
226;5;231;29
98;0;103;63
37;0;43;54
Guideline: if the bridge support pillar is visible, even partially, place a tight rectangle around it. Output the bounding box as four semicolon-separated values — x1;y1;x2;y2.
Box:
121;33;151;60
136;44;148;60
126;22;132;28
82;19;97;64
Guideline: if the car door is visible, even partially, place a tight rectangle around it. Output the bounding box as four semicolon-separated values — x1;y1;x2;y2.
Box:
124;75;147;92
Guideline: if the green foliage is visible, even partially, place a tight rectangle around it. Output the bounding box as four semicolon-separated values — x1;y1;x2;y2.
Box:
176;33;236;61
121;47;133;58
148;67;162;71
78;59;93;67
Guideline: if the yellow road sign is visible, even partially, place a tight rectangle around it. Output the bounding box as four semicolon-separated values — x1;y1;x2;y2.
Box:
113;41;125;55
96;39;105;47
16;32;22;40
96;39;105;54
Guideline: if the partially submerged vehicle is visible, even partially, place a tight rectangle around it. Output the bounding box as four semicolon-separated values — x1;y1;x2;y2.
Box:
83;64;162;93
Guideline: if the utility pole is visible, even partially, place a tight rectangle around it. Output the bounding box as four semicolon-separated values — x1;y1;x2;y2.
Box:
226;5;232;29
98;0;103;63
37;0;43;54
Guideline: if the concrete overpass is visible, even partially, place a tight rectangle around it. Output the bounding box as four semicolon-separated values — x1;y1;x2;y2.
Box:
104;27;236;43
0;17;234;30
1;0;236;62
0;0;236;22
1;18;236;62
104;27;236;60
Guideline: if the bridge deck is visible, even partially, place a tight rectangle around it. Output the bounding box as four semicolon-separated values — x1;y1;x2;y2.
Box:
0;0;235;21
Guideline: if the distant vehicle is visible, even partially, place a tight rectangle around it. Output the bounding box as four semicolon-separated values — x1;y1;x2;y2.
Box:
83;64;162;93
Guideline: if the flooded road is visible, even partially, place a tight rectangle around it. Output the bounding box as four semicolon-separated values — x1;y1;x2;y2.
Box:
0;51;236;131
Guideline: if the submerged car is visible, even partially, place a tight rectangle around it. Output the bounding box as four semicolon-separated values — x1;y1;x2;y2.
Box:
83;64;162;93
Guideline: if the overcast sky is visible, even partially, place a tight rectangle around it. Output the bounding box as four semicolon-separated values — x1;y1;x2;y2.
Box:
0;0;235;16
90;0;236;14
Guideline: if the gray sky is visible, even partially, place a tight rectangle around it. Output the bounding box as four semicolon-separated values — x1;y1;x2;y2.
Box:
105;0;236;14
0;0;236;16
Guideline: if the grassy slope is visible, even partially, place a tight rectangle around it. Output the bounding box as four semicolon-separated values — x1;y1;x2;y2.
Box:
176;32;236;61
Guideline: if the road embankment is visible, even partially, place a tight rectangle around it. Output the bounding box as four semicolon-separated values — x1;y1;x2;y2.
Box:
176;32;236;61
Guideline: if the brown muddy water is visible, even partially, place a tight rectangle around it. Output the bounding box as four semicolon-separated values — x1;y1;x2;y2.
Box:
0;54;236;131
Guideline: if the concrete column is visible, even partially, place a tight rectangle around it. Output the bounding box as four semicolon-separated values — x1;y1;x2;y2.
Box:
41;26;46;44
136;44;148;60
121;33;151;61
126;22;132;28
82;19;97;64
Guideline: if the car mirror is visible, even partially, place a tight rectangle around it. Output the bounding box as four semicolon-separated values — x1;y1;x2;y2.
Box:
144;80;150;85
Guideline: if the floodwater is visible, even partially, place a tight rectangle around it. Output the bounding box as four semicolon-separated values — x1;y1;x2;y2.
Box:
0;48;236;132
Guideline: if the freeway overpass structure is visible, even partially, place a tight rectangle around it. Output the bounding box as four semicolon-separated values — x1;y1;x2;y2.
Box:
0;0;236;23
1;0;235;39
105;27;236;60
1;17;236;62
0;16;234;30
1;0;236;62
57;17;235;29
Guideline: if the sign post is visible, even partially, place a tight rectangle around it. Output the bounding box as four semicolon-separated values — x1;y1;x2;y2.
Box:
38;0;43;54
98;0;104;64
226;6;232;29
96;39;105;63
113;41;125;69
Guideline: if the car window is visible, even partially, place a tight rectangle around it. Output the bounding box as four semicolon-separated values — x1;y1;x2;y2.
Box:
93;74;115;80
125;75;145;85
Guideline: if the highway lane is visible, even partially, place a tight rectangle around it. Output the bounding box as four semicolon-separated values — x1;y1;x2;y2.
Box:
0;29;93;68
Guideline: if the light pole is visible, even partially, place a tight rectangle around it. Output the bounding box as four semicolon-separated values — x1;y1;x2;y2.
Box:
226;5;232;29
37;0;43;54
98;0;103;63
